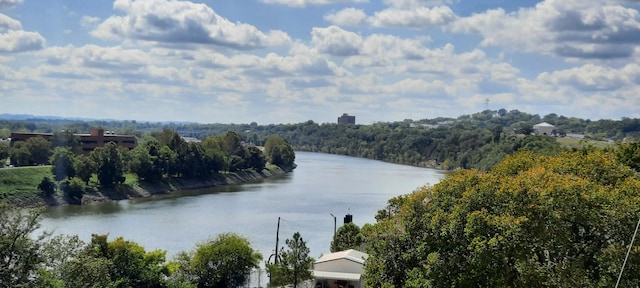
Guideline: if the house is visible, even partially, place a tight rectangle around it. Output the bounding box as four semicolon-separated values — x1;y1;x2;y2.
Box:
338;113;355;125
312;249;368;288
533;122;556;136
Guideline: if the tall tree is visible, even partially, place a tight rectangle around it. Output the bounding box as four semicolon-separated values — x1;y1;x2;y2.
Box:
50;147;76;181
267;232;314;288
25;136;53;165
91;142;126;188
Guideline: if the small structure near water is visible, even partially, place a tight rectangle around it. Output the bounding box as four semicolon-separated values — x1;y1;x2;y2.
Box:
312;249;368;288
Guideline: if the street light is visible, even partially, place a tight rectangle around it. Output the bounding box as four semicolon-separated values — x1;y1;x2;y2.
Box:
330;213;336;238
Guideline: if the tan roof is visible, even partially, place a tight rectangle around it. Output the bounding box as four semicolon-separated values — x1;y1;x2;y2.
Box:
315;249;368;265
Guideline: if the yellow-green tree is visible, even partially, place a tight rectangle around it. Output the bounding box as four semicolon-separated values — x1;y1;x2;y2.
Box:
364;150;640;287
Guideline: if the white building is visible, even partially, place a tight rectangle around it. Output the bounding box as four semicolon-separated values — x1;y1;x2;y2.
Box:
312;249;368;288
533;122;556;136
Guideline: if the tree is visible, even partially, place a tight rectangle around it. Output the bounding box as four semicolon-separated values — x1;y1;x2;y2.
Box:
264;136;295;168
51;147;76;181
363;150;640;287
38;176;56;196
9;141;31;166
330;222;364;253
52;130;81;154
74;154;96;184
246;146;266;171
91;142;126;188
69;234;170;288
60;178;86;204
0;204;48;287
616;141;640;172
267;232;314;288
25;136;53;165
173;233;262;288
0;141;8;166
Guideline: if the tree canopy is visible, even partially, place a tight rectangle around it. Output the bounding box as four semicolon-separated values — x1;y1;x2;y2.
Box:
363;150;640;287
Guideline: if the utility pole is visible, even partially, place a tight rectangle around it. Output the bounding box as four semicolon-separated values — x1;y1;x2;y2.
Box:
330;213;336;238
274;217;280;264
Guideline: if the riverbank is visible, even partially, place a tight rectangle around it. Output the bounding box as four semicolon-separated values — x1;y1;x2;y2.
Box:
3;165;293;207
77;166;292;206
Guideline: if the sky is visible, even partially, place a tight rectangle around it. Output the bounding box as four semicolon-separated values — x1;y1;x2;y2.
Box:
1;0;640;124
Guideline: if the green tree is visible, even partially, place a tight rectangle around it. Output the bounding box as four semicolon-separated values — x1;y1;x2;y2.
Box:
91;142;126;188
74;234;169;288
246;146;266;170
25;136;53;165
363;150;640;287
10;141;31;166
616;141;640;172
173;233;262;288
0;204;48;288
130;139;164;181
60;178;86;204
52;130;81;154
38;176;56;196
74;154;96;184
51;147;77;181
264;136;295;168
267;232;314;288
0;127;10;139
330;222;364;253
0;141;8;166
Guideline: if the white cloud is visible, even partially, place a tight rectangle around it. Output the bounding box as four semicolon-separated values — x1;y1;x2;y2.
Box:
0;0;22;9
80;16;100;30
92;0;291;50
369;6;456;27
324;8;367;26
0;30;45;52
383;0;455;9
0;13;21;30
449;0;640;59
259;0;368;8
311;26;362;56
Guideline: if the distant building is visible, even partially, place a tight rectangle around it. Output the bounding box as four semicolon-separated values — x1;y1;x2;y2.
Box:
10;128;136;153
533;122;556;136
338;113;355;124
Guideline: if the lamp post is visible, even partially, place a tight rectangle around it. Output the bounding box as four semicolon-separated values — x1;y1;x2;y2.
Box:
330;213;336;238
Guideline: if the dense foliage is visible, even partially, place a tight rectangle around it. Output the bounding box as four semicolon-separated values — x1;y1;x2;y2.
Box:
330;222;364;253
362;150;640;287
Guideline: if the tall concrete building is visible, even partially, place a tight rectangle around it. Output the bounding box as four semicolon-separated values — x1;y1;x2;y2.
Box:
338;113;355;124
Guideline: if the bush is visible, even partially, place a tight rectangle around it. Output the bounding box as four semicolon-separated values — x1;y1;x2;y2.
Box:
60;178;85;203
37;176;56;196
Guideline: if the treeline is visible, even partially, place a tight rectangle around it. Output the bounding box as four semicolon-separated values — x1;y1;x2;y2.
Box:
3;129;294;204
2;109;639;170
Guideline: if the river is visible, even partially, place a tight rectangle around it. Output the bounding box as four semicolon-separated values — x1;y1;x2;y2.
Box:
40;152;444;280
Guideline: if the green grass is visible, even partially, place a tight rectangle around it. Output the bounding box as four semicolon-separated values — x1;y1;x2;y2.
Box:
0;165;52;205
556;137;615;150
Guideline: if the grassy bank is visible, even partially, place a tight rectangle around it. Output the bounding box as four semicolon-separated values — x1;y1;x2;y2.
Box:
0;164;288;206
0;166;52;205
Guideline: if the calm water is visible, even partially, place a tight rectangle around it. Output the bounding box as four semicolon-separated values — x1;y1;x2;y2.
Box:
40;152;444;262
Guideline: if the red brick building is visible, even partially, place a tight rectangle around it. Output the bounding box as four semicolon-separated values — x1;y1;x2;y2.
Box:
10;128;136;153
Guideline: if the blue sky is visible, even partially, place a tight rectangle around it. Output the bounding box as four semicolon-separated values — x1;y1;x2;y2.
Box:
1;0;640;124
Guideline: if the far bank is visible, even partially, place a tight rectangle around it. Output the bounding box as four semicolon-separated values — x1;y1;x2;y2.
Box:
0;164;294;207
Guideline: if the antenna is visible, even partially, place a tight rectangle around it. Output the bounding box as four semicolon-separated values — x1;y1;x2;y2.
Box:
485;98;490;111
